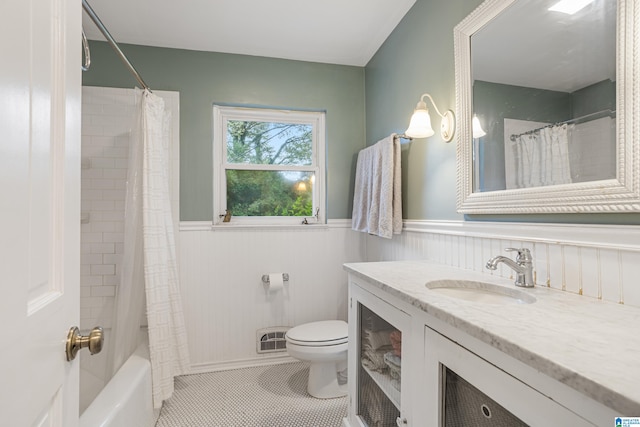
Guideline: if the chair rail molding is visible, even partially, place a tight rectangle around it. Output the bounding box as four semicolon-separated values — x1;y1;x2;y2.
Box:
402;220;640;252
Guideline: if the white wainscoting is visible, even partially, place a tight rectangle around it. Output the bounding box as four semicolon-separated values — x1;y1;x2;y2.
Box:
366;220;640;308
178;220;366;372
179;218;640;372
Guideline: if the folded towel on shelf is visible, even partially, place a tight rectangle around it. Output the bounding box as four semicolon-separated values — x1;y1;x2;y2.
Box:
363;329;394;350
389;330;402;356
352;134;402;239
383;351;401;370
362;345;394;372
384;351;401;388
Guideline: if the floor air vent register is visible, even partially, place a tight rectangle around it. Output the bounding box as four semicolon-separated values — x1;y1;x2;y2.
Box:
257;327;289;354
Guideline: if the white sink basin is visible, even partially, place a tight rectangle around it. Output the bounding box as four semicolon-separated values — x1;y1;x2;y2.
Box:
426;279;536;305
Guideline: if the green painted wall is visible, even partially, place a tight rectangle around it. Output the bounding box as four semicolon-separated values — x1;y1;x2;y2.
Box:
365;0;480;220
365;0;640;225
572;79;616;117
83;2;637;225
82;42;365;221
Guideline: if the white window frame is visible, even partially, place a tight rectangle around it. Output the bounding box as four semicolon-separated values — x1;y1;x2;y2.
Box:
213;105;326;226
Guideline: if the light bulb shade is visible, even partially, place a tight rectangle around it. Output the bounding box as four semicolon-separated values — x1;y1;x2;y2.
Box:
405;108;435;139
472;115;487;138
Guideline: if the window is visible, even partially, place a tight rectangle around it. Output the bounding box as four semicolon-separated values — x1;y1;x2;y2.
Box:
213;105;325;225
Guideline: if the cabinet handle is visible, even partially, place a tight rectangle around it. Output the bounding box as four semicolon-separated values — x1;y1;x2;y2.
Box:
396;417;408;426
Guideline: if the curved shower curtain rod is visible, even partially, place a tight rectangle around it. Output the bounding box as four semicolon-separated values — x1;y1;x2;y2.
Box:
509;109;616;141
82;0;151;91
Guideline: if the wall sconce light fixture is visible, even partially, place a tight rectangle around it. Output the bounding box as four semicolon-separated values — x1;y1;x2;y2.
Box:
472;114;487;138
405;93;456;142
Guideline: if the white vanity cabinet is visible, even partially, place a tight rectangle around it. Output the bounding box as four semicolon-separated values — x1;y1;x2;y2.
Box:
345;268;622;427
346;280;416;427
422;327;596;426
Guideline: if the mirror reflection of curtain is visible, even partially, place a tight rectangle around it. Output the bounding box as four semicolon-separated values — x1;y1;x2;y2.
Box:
568;116;616;183
509;124;572;189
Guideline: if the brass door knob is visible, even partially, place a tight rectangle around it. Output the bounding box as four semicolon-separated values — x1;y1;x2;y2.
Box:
66;326;103;361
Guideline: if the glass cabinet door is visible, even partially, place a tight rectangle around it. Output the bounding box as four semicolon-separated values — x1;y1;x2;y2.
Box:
423;326;595;427
357;304;402;426
442;367;528;426
348;282;412;427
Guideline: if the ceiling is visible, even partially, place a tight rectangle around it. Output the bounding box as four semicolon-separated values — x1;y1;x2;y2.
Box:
472;0;616;93
82;0;416;67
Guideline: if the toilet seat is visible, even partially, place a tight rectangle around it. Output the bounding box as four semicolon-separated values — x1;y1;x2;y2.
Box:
286;336;348;347
286;320;347;347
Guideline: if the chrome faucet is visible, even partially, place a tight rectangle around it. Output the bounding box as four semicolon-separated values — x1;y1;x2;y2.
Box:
486;248;535;288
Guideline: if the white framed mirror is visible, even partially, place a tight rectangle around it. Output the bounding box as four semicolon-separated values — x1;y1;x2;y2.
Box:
455;0;640;214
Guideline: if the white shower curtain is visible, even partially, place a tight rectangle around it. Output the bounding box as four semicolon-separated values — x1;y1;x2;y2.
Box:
140;89;190;408
511;123;572;188
108;90;146;381
111;89;190;409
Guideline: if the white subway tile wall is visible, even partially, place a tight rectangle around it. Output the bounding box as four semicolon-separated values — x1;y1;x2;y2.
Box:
80;87;136;330
79;88;133;413
79;87;180;414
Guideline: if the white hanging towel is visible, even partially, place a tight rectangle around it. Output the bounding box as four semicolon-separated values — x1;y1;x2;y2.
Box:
352;134;402;239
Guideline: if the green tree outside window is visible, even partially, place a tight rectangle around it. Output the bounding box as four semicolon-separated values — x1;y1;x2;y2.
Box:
226;120;313;217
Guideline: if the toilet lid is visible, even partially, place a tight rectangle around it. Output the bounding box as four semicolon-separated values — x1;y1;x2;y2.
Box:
286;320;348;346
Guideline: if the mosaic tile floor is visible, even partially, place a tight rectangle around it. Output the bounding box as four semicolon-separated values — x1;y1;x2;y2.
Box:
155;362;347;427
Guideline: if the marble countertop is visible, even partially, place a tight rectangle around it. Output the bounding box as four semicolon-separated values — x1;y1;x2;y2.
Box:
344;260;640;415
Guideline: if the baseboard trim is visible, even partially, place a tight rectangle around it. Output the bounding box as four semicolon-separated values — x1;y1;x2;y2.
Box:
188;354;297;375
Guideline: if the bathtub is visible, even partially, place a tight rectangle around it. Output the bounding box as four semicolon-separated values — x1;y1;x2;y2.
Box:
80;341;159;427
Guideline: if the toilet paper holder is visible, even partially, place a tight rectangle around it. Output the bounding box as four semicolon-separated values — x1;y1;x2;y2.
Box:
262;273;289;284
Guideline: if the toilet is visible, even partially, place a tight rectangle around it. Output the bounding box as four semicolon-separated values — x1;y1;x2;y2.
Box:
285;320;348;399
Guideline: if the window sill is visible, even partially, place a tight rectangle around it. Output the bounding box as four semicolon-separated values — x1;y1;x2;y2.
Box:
179;219;351;232
210;223;329;231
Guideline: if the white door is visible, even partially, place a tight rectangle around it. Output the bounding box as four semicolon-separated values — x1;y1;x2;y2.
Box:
0;0;82;425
